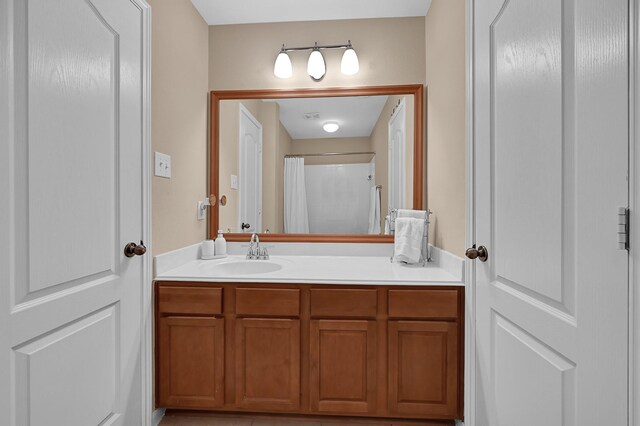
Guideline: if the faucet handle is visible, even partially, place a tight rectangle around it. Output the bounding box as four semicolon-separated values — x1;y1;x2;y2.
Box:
246;243;256;259
258;247;270;260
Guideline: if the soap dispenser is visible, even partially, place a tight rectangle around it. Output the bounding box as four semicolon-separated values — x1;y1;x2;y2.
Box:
214;230;227;256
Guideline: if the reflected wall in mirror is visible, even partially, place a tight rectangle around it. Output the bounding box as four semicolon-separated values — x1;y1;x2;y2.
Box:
210;85;424;242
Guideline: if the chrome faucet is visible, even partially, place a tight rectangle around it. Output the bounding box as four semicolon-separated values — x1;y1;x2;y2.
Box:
246;233;269;260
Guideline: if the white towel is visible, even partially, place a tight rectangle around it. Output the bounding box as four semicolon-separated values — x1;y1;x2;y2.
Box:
397;209;427;220
393;217;424;264
367;186;381;234
384;215;390;235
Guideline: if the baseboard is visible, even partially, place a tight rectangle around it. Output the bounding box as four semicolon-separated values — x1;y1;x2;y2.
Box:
152;408;165;426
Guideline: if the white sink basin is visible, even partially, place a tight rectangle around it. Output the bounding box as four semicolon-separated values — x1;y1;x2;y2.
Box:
214;260;283;275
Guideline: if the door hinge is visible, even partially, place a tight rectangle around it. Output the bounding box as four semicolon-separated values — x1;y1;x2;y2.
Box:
618;207;629;250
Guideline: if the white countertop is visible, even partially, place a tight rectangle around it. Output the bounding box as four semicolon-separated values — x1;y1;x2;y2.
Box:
155;252;464;286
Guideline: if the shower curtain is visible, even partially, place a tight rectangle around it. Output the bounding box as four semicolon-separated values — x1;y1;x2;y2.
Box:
284;157;310;233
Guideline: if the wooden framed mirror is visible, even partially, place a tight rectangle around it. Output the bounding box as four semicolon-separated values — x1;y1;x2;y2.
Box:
209;84;424;243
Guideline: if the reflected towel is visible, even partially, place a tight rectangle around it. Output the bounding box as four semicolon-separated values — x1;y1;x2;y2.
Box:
393;217;424;264
367;186;381;234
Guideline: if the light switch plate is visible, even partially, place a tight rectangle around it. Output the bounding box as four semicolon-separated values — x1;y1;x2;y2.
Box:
196;201;206;221
155;152;171;178
231;175;238;190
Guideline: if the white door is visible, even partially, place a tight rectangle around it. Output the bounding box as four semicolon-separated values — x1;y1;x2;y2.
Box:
388;98;406;214
239;104;262;233
0;0;150;425
473;0;629;425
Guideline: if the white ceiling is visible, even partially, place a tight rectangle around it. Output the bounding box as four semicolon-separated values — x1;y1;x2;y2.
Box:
272;96;389;140
190;0;432;26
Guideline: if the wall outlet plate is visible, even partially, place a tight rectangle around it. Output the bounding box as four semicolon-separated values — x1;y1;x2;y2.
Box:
231;174;238;190
155;152;171;178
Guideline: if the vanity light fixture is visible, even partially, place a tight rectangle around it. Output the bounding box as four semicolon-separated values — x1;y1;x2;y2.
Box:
273;40;359;81
341;42;360;76
323;122;339;133
307;44;326;81
274;45;293;79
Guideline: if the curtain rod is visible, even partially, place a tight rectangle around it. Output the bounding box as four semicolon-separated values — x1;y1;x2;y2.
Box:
285;151;375;158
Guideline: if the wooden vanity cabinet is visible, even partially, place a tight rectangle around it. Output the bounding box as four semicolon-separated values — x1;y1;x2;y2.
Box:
155;282;463;421
234;288;301;411
309;289;379;415
387;290;462;418
309;319;377;414
156;286;225;409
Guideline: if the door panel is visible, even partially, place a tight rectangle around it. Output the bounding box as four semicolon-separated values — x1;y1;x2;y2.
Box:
492;313;575;426
492;0;567;305
14;306;118;426
474;0;629;424
235;318;300;411
310;320;377;414
0;0;147;424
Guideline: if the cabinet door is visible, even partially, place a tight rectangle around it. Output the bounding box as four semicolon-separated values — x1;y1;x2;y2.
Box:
158;316;225;408
235;318;300;411
388;321;458;418
310;320;377;414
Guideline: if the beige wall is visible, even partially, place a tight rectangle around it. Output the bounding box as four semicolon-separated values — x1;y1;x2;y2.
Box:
150;0;209;254
209;18;425;90
290;137;372;165
371;95;414;225
425;0;466;257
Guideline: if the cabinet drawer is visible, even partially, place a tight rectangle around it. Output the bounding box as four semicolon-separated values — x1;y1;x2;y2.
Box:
158;286;222;316
236;288;300;316
388;289;459;319
310;289;378;318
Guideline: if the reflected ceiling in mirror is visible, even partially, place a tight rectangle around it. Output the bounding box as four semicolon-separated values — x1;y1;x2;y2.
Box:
210;85;424;243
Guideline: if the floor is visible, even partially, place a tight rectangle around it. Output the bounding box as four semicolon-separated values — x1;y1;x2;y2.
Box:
159;412;453;426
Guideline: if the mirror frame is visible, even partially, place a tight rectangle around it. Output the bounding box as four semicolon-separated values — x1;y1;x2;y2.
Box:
209;84;425;243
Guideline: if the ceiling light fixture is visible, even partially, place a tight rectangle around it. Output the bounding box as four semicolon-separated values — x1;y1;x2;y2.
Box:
323;122;339;133
273;40;359;81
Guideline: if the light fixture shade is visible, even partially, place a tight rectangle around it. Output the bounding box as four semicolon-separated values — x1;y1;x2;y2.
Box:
307;49;326;81
323;122;339;133
274;51;293;78
341;47;359;75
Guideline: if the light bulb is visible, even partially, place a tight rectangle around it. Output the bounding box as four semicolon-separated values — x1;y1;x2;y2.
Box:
307;49;326;81
274;51;292;79
323;122;339;133
341;46;359;75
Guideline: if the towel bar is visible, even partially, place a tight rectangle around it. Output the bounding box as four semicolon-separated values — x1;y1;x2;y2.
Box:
388;209;432;265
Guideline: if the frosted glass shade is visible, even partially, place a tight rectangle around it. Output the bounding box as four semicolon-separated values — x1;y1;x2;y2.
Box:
274;52;292;79
323;122;339;133
341;47;359;75
307;49;326;81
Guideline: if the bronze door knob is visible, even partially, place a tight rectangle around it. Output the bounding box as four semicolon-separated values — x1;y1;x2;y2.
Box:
465;245;488;262
124;240;147;258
